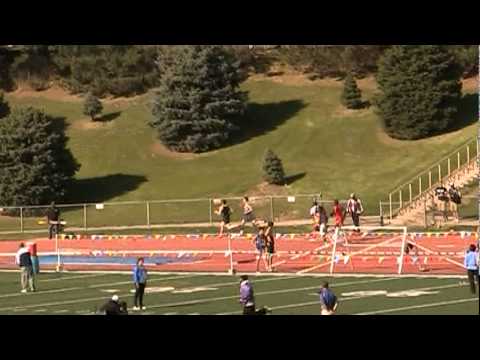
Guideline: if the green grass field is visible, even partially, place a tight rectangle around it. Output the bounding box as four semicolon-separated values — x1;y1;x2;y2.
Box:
2;79;477;233
0;271;477;315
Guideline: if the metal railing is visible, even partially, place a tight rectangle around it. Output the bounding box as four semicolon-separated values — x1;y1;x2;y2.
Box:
385;137;478;222
1;193;348;234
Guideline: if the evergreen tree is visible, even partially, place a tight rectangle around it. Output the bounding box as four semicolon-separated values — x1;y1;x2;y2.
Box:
262;149;285;185
0;92;10;118
83;93;103;121
341;73;363;109
0;107;80;206
151;45;247;153
376;46;462;140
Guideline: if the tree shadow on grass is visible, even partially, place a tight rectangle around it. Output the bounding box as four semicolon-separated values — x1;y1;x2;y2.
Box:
230;99;307;147
95;111;122;123
445;93;478;133
284;172;306;185
66;174;148;204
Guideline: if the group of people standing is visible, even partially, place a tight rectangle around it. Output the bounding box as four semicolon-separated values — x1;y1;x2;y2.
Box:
310;194;364;241
434;183;462;222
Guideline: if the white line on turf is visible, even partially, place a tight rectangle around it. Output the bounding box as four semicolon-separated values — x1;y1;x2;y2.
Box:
0;276;396;313
215;282;467;315
354;298;479;315
40;273;110;283
146;277;400;313
0;274;201;300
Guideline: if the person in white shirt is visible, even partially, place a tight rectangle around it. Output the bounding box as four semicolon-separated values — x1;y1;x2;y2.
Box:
15;243;36;293
346;193;363;232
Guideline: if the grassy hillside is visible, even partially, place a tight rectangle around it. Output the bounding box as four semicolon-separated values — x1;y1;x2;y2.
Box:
3;78;477;225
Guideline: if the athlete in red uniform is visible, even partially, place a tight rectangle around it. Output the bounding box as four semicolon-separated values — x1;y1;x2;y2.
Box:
332;200;344;227
331;200;345;244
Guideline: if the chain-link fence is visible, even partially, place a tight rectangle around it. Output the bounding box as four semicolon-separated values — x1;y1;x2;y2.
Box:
1;194;355;234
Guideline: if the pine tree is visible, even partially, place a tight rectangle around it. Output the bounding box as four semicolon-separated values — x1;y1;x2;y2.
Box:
0;107;80;206
0;91;10;119
376;46;462;140
263;149;285;185
341;73;363;109
151;46;247;153
83;93;103;121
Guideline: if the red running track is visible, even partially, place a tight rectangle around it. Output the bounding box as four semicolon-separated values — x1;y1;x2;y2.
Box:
0;232;475;275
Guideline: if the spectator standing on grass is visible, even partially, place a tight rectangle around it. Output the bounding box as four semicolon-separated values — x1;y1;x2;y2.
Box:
346;193;363;232
464;244;479;295
133;258;148;311
15;243;36;293
45;202;60;240
318;282;338;315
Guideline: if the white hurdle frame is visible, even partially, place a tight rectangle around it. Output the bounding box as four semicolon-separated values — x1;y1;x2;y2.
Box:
339;226;408;275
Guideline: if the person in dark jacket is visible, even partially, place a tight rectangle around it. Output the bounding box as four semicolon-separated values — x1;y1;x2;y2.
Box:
319;282;338;315
45;202;61;240
133;258;148;311
99;295;128;315
15;243;36;293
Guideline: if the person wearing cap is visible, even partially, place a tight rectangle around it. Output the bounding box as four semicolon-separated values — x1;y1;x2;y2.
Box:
133;258;148;311
318;282;338;315
99;295;128;315
346;193;363;232
15;243;36;293
239;275;271;315
464;244;479;295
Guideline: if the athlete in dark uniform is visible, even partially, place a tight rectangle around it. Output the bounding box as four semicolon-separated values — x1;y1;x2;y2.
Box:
265;222;276;272
215;200;233;237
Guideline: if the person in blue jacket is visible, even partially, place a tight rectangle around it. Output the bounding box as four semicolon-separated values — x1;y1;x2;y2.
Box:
133;258;148;311
464;244;479;295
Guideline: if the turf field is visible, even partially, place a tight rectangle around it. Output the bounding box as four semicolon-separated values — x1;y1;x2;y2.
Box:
0;271;477;315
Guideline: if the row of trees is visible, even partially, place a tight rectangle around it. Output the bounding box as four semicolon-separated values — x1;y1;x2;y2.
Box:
275;45;478;79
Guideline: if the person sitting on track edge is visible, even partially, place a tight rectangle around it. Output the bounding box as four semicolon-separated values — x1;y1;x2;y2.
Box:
239;275;271;315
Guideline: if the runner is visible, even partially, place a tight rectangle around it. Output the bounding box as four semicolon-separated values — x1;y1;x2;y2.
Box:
331;200;346;244
310;201;321;234
265;221;276;272
318;205;329;243
215;200;233;237
240;196;257;236
405;243;429;272
253;228;268;273
346;193;363;232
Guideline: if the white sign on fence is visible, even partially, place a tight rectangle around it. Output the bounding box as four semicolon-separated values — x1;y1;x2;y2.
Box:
96;204;105;210
287;197;296;203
